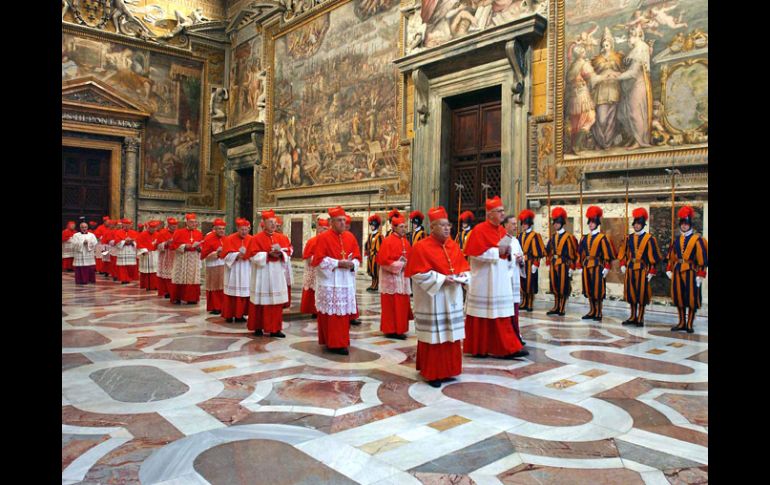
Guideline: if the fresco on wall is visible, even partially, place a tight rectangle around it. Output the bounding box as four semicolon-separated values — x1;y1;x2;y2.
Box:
406;0;548;52
229;35;263;126
564;0;708;159
62;33;203;194
270;0;400;190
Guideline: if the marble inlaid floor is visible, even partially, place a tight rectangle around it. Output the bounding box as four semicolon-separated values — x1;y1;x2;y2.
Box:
62;270;708;484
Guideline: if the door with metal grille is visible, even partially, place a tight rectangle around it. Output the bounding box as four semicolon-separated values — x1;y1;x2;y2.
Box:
62;146;111;228
448;97;502;236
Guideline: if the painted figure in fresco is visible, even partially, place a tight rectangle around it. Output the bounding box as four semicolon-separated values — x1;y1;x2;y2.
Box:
590;28;624;150
614;24;653;150
666;206;707;333
618;208;661;327
565;44;597;154
649;4;687;30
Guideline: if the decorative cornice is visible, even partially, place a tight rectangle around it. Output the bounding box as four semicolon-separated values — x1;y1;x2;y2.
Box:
62;112;143;129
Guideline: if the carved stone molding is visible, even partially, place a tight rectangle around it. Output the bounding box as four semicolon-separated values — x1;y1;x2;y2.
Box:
123;136;141;152
504;39;529;105
412;69;429;124
62;112;143;129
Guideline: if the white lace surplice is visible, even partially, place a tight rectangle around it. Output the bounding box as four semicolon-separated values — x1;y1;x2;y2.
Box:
224;251;251;297
411;270;469;344
70;232;97;267
249;252;288;305
315;256;359;315
466;247;515;319
302;257;316;291
378;260;411;295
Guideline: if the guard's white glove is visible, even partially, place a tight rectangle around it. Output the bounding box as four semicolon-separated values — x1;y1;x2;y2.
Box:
666;271;673;279
647;273;654;281
568;269;574;277
696;276;702;287
620;266;626;274
531;265;538;274
601;268;609;278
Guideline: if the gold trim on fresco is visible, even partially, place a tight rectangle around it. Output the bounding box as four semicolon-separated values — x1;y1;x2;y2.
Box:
262;0;405;199
660;58;708;135
62;22;207;61
550;0;708;170
62;22;213;201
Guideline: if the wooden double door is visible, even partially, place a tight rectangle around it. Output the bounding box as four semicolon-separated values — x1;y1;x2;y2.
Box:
447;92;502;235
62;146;111;228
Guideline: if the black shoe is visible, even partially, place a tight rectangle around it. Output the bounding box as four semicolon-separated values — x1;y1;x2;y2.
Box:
393;334;407;340
164;294;170;299
634;321;644;327
350;319;362;326
311;314;317;319
121;281;129;285
686;327;694;334
504;349;530;359
270;331;286;338
670;325;685;332
520;341;527;346
225;317;235;323
546;309;559;315
254;329;263;336
187;301;198;305
593;315;603;322
525;307;533;312
582;314;595;320
330;347;349;355
173;300;182;305
472;354;487;358
622;319;636;325
234;317;247;323
209;310;221;315
428;380;441;388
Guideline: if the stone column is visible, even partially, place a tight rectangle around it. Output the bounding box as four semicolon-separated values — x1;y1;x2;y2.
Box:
123;136;140;222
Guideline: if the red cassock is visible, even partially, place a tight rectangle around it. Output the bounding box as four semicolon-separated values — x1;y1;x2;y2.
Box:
169;228;204;303
405;236;470;381
376;233;414;335
312;230;362;348
200;232;225;311
99;229;113;275
154;228;171;297
136;230;159;291
274;232;294;308
62;229;75;271
244;231;286;332
93;225;106;272
300;235;319;315
219;232;253;319
463;221;523;357
113;228;140;283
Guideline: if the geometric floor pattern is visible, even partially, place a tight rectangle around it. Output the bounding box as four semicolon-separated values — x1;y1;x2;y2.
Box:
62;269;708;484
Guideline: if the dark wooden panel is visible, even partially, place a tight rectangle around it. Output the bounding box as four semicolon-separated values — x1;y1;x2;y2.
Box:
349;220;363;254
451;107;479;156
291;220;303;260
480;103;502;152
237;168;254;221
62;147;110;229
